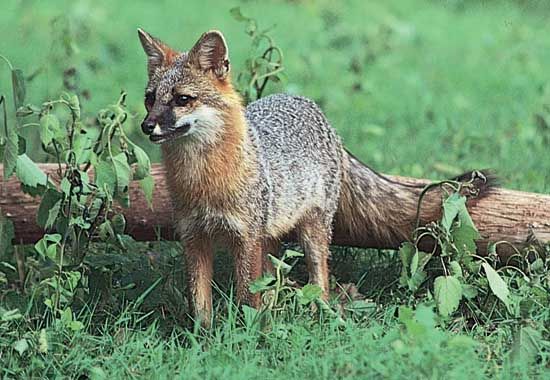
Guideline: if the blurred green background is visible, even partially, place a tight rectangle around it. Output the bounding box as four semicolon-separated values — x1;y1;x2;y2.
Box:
1;2;550;377
1;0;550;192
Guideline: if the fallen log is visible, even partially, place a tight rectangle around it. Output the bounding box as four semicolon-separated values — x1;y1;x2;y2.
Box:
1;164;549;258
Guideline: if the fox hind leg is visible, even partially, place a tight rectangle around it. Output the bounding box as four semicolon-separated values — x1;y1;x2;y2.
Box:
297;215;331;300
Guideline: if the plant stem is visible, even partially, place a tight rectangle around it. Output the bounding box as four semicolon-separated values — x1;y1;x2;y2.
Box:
14;245;26;292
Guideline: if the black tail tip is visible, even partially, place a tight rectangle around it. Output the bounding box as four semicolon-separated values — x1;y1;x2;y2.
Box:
453;169;498;198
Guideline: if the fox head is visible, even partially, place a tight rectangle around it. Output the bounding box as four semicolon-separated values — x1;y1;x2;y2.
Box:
138;29;240;145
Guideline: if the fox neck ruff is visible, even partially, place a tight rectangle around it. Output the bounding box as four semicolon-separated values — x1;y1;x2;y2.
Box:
161;104;255;211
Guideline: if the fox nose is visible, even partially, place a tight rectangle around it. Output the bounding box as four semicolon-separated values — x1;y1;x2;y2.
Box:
141;120;156;135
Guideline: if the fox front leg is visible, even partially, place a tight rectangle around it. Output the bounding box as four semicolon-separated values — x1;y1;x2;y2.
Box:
184;235;214;327
232;237;263;309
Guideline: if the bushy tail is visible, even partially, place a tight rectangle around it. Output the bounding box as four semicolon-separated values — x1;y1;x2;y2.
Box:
332;151;495;249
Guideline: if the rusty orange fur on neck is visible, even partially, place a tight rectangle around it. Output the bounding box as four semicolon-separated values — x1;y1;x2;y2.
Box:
162;85;250;213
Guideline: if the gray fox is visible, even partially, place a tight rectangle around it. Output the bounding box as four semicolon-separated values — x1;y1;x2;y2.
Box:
137;29;492;326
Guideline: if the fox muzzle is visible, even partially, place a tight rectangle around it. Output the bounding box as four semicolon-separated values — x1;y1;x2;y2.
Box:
141;120;156;135
141;106;176;137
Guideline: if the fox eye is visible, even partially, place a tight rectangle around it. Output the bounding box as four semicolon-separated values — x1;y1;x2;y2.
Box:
144;91;155;111
174;94;194;107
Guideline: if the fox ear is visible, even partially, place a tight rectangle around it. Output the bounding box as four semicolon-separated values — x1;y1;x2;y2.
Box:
138;28;177;76
188;30;230;80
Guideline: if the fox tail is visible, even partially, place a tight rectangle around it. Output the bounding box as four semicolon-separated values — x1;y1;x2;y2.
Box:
332;150;495;249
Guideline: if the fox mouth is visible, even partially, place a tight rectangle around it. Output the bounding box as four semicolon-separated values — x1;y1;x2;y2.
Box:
149;124;191;144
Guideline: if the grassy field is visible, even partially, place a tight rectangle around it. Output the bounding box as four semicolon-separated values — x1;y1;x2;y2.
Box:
1;0;550;378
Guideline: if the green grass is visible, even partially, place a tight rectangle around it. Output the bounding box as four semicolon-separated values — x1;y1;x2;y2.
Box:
1;0;550;378
2;279;548;379
0;306;495;379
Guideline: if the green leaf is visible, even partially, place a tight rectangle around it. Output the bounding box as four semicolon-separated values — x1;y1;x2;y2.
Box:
441;193;465;233
46;244;58;261
399;242;432;291
451;202;480;256
458;204;479;231
11;69;26;110
112;214;126;235
78;169;91;194
283;249;303;258
73;133;93;164
62;92;80;119
66;271;81;290
434;275;462;317
249;274;276;294
297;284;322;305
69;320;84;331
407;269;427;292
241;304;260;329
98;220;115;241
452;224;479;256
449;261;463;279
37;189;62;228
39;114;60;146
1;308;22;322
1;136;18;178
34;233;61;258
417;251;433;271
510;325;543;365
268;254;292;274
88;198;104;220
139;175;154;209
410;248;419;274
1;96;18;178
71;215;91;229
462;284;479;300
112;153;131;196
482;263;511;309
60;177;72;195
13;338;29;356
0;211;15;257
38;329;48;354
15;154;47;188
60;307;73;325
95;160;116;194
530;258;544;273
129;142;150;180
399;242;416;286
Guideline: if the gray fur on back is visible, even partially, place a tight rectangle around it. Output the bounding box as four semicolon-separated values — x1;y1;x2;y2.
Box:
245;94;345;238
